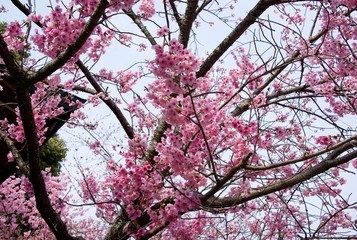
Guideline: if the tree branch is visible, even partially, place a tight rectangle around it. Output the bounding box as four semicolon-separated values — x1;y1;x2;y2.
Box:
227;51;302;116
169;0;182;26
26;0;108;86
124;9;157;46
201;153;252;203
76;60;134;139
145;117;170;165
10;0;31;16
197;0;280;78
16;88;81;240
178;0;199;47
104;197;175;240
204;140;357;208
0;129;30;176
245;135;357;171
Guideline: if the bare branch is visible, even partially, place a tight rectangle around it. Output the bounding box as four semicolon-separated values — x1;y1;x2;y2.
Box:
169;0;182;25
197;0;283;78
204;140;357;208
124;9;157;46
178;0;199;47
245;135;357;171
76;60;134;139
0;129;30;176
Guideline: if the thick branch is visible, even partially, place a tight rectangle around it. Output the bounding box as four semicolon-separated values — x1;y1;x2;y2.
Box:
16;88;80;240
169;0;182;25
104;212;130;240
201;153;252;203
26;0;108;86
197;0;280;78
124;9;157;46
204;141;357;208
0;129;30;176
104;197;175;240
195;0;213;17
145;118;170;165
10;0;31;16
178;0;199;47
76;60;134;139
10;0;43;28
246;135;357;171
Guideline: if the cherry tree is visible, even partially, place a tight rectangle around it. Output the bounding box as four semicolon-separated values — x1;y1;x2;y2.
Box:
0;0;357;239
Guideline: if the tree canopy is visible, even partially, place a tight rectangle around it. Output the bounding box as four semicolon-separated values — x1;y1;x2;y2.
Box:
0;0;357;239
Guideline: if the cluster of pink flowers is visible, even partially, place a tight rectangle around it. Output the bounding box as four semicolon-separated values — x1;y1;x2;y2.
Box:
96;68;140;93
3;81;64;145
156;26;169;37
137;0;155;19
146;39;202;124
252;92;267;108
115;70;141;93
30;7;88;59
107;0;135;12
151;39;200;87
3;21;26;52
314;135;337;146
0;170;67;239
71;0;100;17
88;28;114;61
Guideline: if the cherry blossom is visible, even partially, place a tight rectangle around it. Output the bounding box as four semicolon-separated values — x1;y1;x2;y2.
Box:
0;0;356;239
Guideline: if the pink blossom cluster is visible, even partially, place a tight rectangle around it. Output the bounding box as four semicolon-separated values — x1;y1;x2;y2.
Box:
0;170;106;239
29;7;87;59
323;0;357;12
3;21;26;52
252;92;267;108
71;0;100;17
3;81;64;144
155;212;206;239
107;0;135;12
80;174;100;201
147;39;201;124
230;49;263;92
0;171;67;239
315;135;337;146
126;100;156;131
156;26;169;37
97;68;140;93
150;39;200;88
107;160;156;208
100;145;202;234
28;5;115;63
137;0;155;19
115;70;141;93
87;92;106;107
118;34;132;46
88;28;114;61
